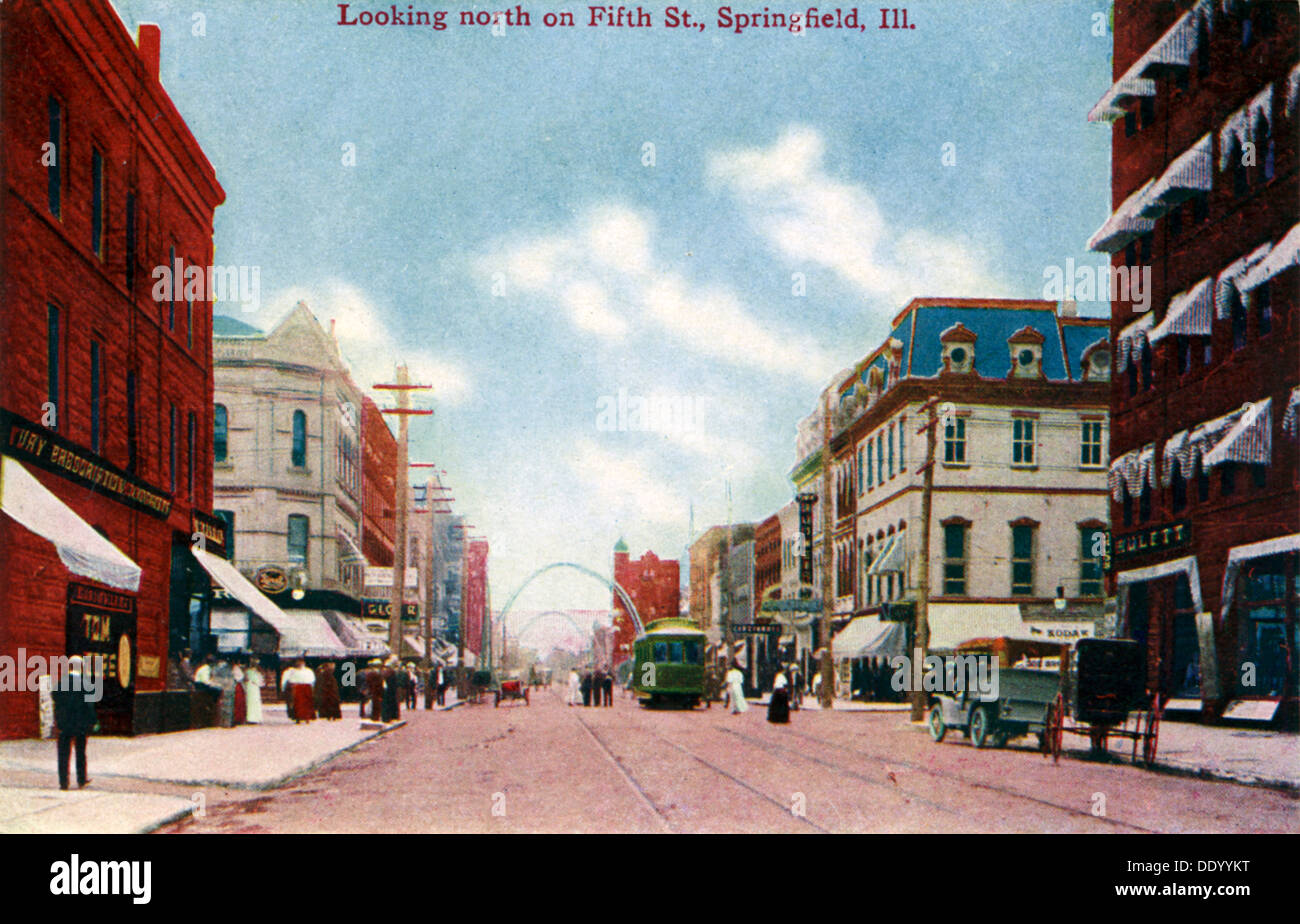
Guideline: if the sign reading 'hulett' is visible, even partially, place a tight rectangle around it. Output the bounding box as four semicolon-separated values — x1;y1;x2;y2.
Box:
1111;520;1191;562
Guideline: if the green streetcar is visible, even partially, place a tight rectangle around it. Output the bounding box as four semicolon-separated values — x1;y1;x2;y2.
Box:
631;617;707;708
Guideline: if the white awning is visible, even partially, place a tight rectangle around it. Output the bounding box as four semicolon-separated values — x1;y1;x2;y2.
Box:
0;455;142;592
1203;397;1272;468
1283;387;1300;438
337;530;366;565
1239;223;1300;294
271;610;351;659
1150;277;1214;344
1218;533;1300;627
1218;83;1274;171
1088;181;1156;253
193;547;290;629
1114;313;1153;372
1287;61;1300;118
867;534;906;575
323;611;390;658
1139;134;1213;219
832;616;907;660
1108;443;1157;501
1215;242;1273;317
1088;1;1213;122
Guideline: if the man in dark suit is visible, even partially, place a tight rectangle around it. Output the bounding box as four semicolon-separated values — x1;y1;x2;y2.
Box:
580;670;593;707
52;656;98;790
602;670;614;707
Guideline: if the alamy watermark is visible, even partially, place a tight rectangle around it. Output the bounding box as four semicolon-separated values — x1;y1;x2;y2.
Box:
595;388;706;434
889;650;999;699
0;650;103;702
152;257;261;313
1042;259;1151;313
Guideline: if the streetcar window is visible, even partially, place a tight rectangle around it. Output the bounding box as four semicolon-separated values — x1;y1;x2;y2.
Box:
684;641;702;664
668;641;683;663
653;642;668;662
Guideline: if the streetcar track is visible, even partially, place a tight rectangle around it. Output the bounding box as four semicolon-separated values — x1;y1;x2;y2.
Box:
573;705;829;833
567;705;674;832
722;724;1159;834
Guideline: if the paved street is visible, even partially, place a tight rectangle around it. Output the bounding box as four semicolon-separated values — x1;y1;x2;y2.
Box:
160;688;1300;834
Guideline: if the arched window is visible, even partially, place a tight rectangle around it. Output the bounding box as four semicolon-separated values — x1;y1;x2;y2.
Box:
291;409;307;468
214;404;228;463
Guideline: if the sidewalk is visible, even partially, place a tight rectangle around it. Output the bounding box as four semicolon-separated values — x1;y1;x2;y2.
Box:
0;697;461;833
752;696;910;713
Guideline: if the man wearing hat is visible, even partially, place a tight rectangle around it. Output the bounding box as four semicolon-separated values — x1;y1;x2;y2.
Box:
51;656;98;790
363;659;385;720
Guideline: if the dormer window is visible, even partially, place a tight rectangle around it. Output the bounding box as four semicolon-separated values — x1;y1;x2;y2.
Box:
1007;326;1045;379
940;323;977;374
1080;341;1111;383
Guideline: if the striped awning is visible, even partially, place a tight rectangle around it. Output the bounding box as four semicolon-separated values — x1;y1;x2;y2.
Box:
337;529;366;565
1087;1;1211;122
1088;181;1156;253
1140;134;1213;219
1150;277;1213;344
1204;398;1272;468
1239;224;1300;294
1215;242;1273;317
1284;387;1300;438
1114;313;1153;372
1109;443;1157;501
866;534;905;575
1218;83;1274;171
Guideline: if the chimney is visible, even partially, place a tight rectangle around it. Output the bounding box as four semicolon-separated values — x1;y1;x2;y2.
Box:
137;24;161;81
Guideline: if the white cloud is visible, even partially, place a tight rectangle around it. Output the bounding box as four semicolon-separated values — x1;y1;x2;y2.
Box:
562;280;627;340
258;279;473;406
569;438;686;527
708;125;1010;305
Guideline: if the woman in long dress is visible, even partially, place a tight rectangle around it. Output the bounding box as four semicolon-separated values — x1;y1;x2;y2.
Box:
244;662;264;724
767;669;791;724
283;658;316;723
232;662;247;725
213;661;236;728
315;661;342;720
567;669;581;706
726;661;748;714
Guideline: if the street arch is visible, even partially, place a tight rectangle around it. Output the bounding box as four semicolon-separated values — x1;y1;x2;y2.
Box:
496;562;644;642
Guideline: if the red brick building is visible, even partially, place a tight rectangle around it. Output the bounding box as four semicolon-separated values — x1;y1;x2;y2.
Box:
360;395;397;568
1090;1;1298;725
463;539;489;657
754;514;782;608
611;538;681;667
0;2;225;737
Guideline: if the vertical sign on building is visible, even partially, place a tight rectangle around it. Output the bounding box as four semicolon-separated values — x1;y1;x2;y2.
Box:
796;493;817;588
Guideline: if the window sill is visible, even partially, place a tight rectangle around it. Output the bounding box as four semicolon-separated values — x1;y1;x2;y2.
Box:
288;466;312;475
1010;463;1039;471
941;461;970;469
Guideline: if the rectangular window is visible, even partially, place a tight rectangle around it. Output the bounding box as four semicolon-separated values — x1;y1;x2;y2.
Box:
187;298;193;350
1079;527;1103;597
1080;420;1103;467
944;416;966;463
187;411;196;500
48;97;62;218
899;415;906;471
126;371;138;474
1011;525;1035;596
91;148;105;259
857;448;864;495
215;510;235;560
125;193;136;291
89;340;102;453
888;423;895;478
1013;417;1035;465
168;245;176;330
943;524;967;596
866;442;873;488
876;433;884;485
47;305;60;430
169;404;177;492
287;514;309;565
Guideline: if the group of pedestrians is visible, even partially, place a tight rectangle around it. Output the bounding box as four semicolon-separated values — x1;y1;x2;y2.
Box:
566;667;614;707
721;661;798;725
279;658;345;723
187;652;265;727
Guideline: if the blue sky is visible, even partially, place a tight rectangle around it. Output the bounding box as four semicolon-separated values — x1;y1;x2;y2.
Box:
114;1;1115;638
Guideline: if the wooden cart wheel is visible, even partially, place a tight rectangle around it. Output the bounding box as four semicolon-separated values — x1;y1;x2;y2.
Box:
1141;703;1160;768
1047;693;1065;764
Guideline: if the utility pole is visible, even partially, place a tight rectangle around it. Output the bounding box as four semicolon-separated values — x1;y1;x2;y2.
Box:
723;479;734;661
912;398;939;721
819;389;835;709
376;366;432;660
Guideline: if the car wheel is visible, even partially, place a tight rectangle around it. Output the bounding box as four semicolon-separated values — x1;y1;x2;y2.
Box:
970;706;992;748
928;705;947;742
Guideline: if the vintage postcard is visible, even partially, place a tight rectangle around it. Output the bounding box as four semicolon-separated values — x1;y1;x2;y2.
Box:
0;0;1296;881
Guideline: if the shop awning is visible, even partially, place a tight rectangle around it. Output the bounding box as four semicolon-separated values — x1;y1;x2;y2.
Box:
337;530;366;565
1149;276;1214;344
0;455;142;592
271;610;351;659
867;534;906;575
832;616;908;660
1283;387;1300;438
1218;533;1300;629
193;547;290;629
1108;443;1157;501
1287;61;1300;119
1114;313;1153;372
1215;242;1273;317
1139;134;1212;219
1238;223;1300;295
1087;1;1209;121
1218;83;1273;171
322;610;390;658
1088;181;1156;253
1203;397;1271;468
